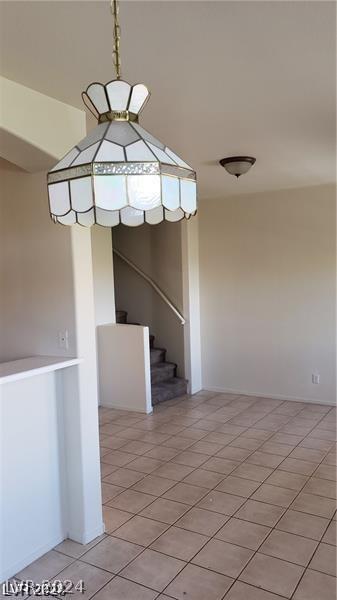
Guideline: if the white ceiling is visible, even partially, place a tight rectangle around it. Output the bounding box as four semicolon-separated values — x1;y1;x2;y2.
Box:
1;0;335;198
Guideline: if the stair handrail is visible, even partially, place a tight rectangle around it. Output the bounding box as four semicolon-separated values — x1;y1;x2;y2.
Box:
113;248;186;326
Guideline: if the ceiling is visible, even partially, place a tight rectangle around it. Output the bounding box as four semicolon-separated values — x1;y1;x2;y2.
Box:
1;0;336;199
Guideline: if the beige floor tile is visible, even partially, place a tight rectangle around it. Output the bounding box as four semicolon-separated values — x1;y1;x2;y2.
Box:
115;427;145;441
152;462;195;481
215;475;260;497
251;483;297;507
279;458;317;476
309;542;337;576
163;482;208;505
100;435;127;450
265;470;308;491
215;446;251;461
101;450;139;467
202;457;240;475
119;440;156;455
232;463;273;482
276;509;329;540
241;428;273;440
247;451;284;468
315;464;337;481
215;517;270;550
189;440;225;455
107;489;155;513
15;550;73;582
293;568;336;600
112;515;168;546
231;437;263;451
150;526;208;560
54;535;106;559
101;482;124;503
182;468;225;489
289;447;326;462
140;498;190;524
127;456;165;474
163;436;195;450
145;446;179;461
119;548;185;592
299;437;333;451
224;580;289;600
100;463;118;478
171;450;210;467
303;477;337;499
165;563;233;600
197;490;245;515
81;536;142;573
192;538;253;578
92;576;157;600
260;529;318;566
103;468;145;488
175;507;229;536
239;552;304;598
202;432;237;445
322;520;336;545
270;433;303;445
235;499;284;527
55;560;112;599
178;428;208;440
102;506;132;533
291;492;336;518
132;474;176;496
259;442;294;456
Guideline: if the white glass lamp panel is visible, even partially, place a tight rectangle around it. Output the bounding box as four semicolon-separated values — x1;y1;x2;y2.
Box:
131;123;165;150
121;206;144;227
86;83;109;114
77;209;95;227
57;210;76;225
95;140;125;162
94;175;127;210
70;177;93;212
105;122;139;146
165;147;192;169
77;122;109;151
50;147;79;172
165;207;184;222
145;206;164;225
162;175;180;210
128;84;149;114
106;80;131;111
224;161;252;176
147;143;176;165
180;179;197;213
72;142;100;166
96;208;120;227
49;182;70;215
127;175;161;210
126;140;157;162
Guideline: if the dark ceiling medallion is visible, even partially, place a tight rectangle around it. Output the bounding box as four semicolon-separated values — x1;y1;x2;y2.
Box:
219;156;256;178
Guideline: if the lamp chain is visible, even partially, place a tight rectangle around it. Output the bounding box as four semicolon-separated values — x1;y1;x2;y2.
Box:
111;0;121;79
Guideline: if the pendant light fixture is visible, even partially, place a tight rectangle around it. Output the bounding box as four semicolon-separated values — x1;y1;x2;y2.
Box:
47;0;197;227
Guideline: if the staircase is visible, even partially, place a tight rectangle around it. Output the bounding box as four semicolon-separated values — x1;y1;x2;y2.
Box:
116;310;188;405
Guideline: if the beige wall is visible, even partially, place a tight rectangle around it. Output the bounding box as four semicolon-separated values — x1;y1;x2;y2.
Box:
0;162;76;361
91;226;115;326
199;185;336;404
113;222;185;375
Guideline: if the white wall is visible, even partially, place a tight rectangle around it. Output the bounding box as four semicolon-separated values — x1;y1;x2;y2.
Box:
199;185;336;404
91;226;115;326
113;222;185;375
0;161;76;361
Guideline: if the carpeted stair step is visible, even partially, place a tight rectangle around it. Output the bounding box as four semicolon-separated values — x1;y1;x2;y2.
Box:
116;310;127;324
149;334;155;348
151;377;188;405
151;361;177;384
150;347;166;365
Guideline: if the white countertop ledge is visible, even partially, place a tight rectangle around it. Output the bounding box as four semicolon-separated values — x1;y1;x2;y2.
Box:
0;356;82;385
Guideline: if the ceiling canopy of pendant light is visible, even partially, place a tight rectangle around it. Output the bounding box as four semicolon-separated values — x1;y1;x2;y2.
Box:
47;0;197;227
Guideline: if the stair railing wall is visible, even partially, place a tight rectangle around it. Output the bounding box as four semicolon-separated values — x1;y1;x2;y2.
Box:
113;248;186;326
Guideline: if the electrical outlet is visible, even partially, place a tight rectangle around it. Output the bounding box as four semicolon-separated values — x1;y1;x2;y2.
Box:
58;330;69;350
312;373;320;385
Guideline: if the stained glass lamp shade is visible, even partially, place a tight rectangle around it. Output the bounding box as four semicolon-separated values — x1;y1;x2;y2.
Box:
47;80;197;227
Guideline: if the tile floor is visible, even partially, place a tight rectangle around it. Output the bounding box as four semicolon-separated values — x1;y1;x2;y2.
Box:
11;391;337;599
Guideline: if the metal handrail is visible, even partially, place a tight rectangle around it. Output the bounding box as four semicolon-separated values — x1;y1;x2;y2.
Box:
113;248;186;325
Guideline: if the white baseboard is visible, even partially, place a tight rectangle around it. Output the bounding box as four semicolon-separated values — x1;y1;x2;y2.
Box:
1;532;66;582
100;402;152;414
202;385;336;407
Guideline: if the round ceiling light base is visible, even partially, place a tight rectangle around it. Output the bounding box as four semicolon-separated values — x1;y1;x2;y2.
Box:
219;156;256;178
